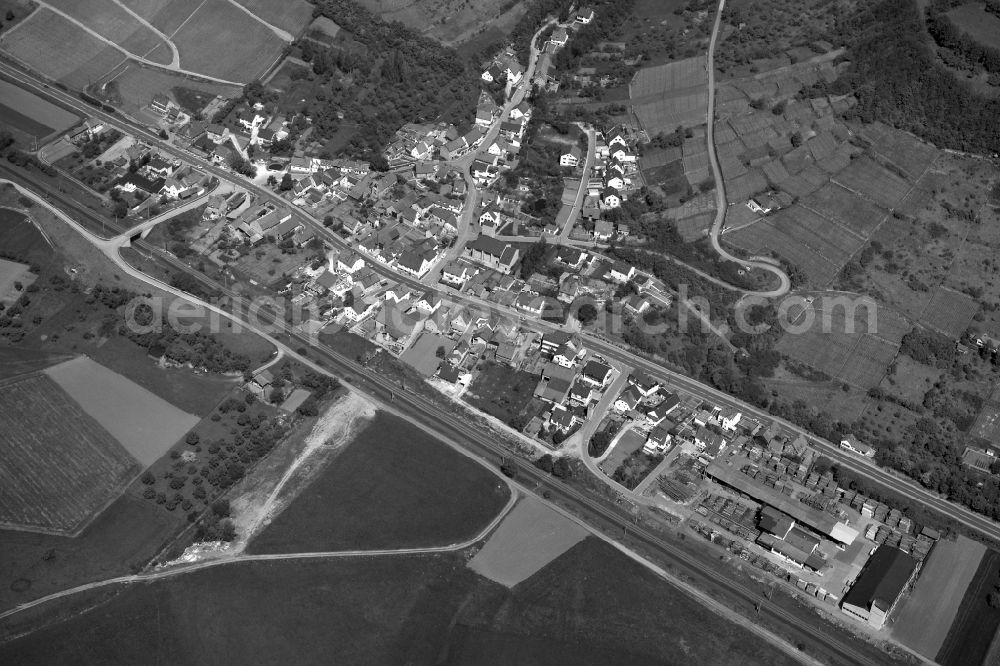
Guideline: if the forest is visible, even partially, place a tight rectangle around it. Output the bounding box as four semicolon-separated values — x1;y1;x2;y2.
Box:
290;0;481;160
815;0;1000;153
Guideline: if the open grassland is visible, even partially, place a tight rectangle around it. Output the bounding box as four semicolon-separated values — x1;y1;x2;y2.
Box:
96;62;239;117
0;539;802;666
464;361;539;426
172;1;287;81
44;0;172;64
0;9;122;87
936;548;1000;666
947;2;1000;50
248;411;510;553
0;372;139;535
893;537;986;660
44;356;199;466
232;0;314;35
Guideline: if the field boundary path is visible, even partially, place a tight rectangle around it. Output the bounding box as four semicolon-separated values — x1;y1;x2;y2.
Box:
108;0;180;67
27;1;242;86
704;0;791;299
0;491;519;624
221;0;294;41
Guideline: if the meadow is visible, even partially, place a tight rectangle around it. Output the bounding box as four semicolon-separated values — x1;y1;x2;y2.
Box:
248;410;511;553
0;539;803;666
0;372;139;535
0;78;79;140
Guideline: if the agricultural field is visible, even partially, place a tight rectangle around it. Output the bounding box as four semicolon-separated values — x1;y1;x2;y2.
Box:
0;372;140;535
893;536;986;660
799;182;888;238
832;156;914;210
0;539;803;666
918;286;979;339
45;0;172;64
0;490;186;613
775;299;901;389
0;78;80;142
44;356;199;466
936;547;1000;666
630;57;708;134
0;9;125;88
469;497;587;587
248;411;510;553
947;3;1000;50
170;1;287;82
231;0;314;35
0;346;73;381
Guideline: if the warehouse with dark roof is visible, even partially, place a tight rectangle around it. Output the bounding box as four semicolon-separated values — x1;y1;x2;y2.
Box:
841;546;919;629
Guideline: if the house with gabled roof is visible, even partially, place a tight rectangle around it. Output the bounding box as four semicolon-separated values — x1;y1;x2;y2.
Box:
613;386;642;413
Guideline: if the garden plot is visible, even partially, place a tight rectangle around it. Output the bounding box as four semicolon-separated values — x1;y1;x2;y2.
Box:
44;356;198;466
676;212;714;241
972;385;1000;445
0;373;140;535
918;286;978;339
833;156;912;209
799;182;888;237
469;496;587;587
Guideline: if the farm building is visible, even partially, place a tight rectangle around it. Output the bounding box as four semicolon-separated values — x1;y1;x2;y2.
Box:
706;458;859;545
841;546;919;629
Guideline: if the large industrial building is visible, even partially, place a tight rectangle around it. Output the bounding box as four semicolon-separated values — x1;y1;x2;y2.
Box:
841;546;919;629
706;459;859;545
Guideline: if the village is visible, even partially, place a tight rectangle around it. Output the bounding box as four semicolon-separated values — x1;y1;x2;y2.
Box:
23;3;960;646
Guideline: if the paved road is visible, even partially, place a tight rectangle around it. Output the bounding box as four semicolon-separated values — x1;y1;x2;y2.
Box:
703;0;790;299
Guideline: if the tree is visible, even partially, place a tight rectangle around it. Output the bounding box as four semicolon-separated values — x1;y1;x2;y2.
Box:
989;590;1000;609
267;174;277;186
211;498;230;517
279;173;294;191
186;432;200;445
552;458;572;479
577;303;598;325
534;454;554;473
500;458;518;478
435;345;446;358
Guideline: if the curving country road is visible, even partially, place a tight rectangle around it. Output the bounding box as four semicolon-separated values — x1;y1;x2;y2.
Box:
704;0;791;299
0;490;519;622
